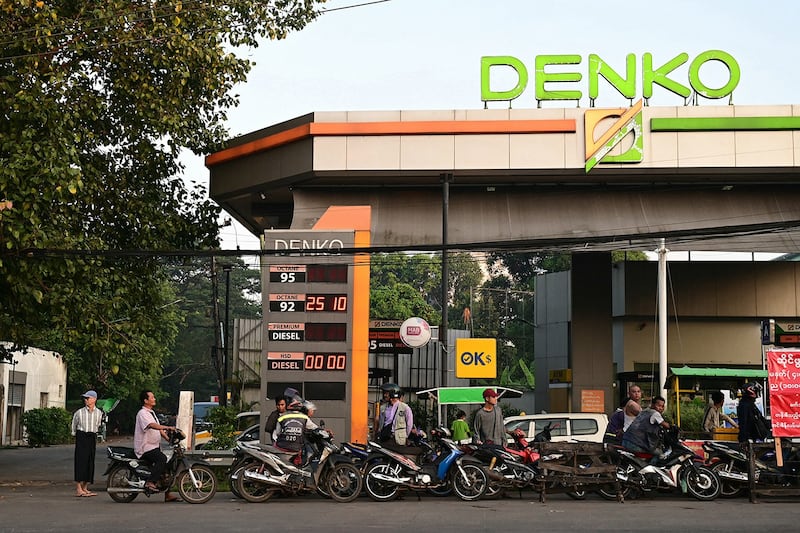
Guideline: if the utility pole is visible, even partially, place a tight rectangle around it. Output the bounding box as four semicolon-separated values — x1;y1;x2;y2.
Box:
441;173;453;388
222;264;232;408
210;256;223;404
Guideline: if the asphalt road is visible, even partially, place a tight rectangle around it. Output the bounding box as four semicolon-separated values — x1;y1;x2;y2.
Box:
2;438;800;532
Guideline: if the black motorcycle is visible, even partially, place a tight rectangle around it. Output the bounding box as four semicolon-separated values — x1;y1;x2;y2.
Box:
598;426;721;501
105;428;218;504
704;439;800;497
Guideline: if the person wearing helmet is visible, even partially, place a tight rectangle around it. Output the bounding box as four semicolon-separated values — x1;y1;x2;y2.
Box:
376;385;413;447
273;388;317;458
374;382;400;440
737;382;769;443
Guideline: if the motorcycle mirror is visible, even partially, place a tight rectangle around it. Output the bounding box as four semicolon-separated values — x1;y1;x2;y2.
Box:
320;420;325;427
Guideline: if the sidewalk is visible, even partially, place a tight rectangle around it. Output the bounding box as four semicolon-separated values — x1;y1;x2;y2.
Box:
0;435;133;489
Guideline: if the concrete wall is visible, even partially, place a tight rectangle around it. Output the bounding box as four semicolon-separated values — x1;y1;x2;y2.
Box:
1;345;67;446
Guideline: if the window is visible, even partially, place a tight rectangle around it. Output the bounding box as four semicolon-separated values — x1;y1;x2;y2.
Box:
571;419;599;436
534;418;568;437
40;393;48;408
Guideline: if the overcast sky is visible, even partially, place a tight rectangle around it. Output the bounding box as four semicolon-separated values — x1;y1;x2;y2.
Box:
195;0;800;258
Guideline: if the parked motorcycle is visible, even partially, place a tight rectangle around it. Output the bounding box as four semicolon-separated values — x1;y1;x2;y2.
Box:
703;439;800;498
598;426;721;501
470;422;587;499
105;428;217;504
235;425;362;503
363;427;488;502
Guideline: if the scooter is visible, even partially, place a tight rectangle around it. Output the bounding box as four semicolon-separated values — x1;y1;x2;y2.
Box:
363;427;488;502
105;428;217;504
235;425;362;503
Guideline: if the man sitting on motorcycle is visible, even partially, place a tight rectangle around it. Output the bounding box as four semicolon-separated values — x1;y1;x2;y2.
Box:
273;389;317;464
622;395;671;460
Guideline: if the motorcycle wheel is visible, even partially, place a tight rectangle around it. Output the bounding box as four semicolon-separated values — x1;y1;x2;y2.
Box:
452;463;488;501
237;463;279;503
364;461;401;502
711;462;747;498
106;464;139;503
176;465;217;504
685;465;722;501
325;462;363;503
483;481;503;498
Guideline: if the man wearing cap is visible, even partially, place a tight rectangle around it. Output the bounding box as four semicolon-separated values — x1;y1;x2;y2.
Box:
473;388;508;445
71;390;103;497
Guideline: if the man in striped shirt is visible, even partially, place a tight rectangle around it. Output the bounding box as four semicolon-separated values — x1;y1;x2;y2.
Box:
71;390;103;497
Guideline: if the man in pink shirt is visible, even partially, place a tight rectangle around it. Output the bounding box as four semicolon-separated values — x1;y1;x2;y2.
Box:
134;390;179;502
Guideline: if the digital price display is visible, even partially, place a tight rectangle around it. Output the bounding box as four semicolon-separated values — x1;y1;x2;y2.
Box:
268;294;348;313
304;353;348;371
269;264;348;284
268;323;347;342
262;227;368;444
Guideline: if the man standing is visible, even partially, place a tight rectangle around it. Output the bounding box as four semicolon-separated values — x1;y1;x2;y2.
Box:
264;395;287;444
703;391;738;435
71;390;103;497
134;390;179;502
377;386;413;446
473;388;507;445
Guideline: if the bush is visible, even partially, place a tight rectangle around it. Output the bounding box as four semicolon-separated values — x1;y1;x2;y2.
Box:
667;398;706;438
22;407;72;447
204;405;239;450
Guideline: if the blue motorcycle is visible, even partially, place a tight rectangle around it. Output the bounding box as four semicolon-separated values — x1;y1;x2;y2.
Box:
363;427;488;501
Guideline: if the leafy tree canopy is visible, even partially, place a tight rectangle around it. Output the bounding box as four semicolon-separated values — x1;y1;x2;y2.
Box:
0;0;324;397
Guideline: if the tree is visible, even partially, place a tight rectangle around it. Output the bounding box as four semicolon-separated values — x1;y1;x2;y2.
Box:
370;253;439;324
0;1;325;395
160;258;261;411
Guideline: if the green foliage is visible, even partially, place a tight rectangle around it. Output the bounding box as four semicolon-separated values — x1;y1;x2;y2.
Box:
22;407;72;447
370;253;439;323
406;400;435;433
160;258;261;410
669;399;706;436
203;405;239;450
500;402;521;418
0;1;323;398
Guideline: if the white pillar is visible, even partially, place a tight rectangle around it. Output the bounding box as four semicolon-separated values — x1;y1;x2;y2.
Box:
658;239;669;406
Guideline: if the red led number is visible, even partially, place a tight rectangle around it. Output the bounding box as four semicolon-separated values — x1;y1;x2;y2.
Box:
304;354;347;370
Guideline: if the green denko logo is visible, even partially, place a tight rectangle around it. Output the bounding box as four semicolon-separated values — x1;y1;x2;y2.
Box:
481;50;740;106
584;99;644;172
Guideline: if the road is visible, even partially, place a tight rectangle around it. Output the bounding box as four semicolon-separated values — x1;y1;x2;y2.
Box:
2;439;799;532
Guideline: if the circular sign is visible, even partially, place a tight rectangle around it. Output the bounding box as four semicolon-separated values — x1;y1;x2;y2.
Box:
399;317;432;348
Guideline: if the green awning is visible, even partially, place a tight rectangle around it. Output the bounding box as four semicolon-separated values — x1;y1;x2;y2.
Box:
665;366;767;390
415;386;524;404
668;366;767;379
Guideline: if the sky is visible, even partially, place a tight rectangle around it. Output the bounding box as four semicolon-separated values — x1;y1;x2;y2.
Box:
192;0;800;258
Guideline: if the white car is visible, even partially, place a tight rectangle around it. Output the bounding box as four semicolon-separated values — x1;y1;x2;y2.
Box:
504;412;608;444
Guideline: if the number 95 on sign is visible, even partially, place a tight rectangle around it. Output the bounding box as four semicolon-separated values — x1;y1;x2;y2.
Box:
455;338;497;379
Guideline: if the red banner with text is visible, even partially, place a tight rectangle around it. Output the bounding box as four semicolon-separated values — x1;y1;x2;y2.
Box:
767;349;800;437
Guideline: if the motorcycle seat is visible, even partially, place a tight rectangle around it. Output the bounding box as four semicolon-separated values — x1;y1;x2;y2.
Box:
107;446;137;460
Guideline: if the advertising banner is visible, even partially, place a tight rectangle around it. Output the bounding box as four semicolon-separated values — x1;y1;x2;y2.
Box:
766;349;800;437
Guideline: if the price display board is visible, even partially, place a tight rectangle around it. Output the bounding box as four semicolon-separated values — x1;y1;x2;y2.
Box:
261;229;364;443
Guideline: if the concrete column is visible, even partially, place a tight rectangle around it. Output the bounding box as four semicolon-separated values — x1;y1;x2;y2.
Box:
570;253;614;413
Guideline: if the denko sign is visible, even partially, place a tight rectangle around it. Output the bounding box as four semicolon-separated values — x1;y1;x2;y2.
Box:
481;50;740;105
